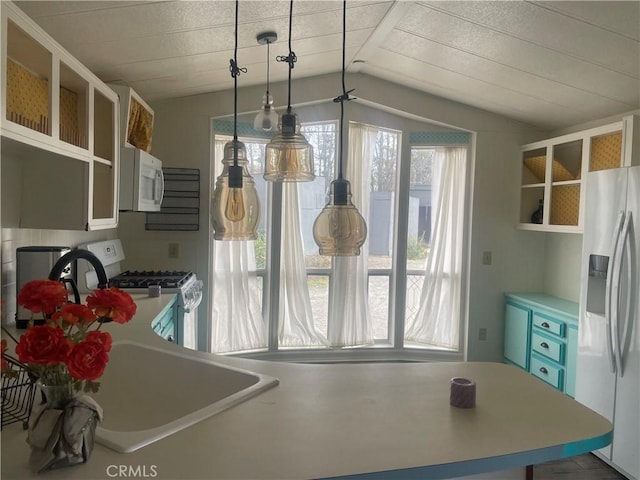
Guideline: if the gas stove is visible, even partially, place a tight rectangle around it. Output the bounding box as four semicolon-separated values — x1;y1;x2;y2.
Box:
81;240;202;350
109;270;195;290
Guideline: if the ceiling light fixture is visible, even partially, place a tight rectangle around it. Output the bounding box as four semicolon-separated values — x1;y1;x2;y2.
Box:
263;0;314;182
210;0;260;241
312;0;367;256
253;31;278;132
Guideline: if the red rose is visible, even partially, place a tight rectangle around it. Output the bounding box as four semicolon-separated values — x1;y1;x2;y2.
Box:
15;325;72;366
52;303;96;326
85;330;112;352
66;339;109;381
87;288;137;324
17;280;68;316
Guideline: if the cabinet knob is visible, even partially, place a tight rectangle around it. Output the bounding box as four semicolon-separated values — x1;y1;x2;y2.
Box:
541;322;550;328
539;367;548;374
540;342;549;348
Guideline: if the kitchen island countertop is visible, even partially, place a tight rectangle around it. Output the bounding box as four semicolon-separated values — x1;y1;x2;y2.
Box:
1;294;612;480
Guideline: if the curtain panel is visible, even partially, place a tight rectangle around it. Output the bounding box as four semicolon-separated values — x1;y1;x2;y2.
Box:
326;123;377;347
210;139;266;353
405;147;467;349
278;183;327;347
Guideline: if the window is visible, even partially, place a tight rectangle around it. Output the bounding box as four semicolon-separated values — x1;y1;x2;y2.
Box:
210;117;469;359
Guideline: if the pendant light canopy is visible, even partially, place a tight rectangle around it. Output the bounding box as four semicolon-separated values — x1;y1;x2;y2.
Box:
264;0;314;182
211;0;260;241
313;0;366;256
253;31;278;132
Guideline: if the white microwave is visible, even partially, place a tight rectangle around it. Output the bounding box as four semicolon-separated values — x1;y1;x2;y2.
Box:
119;148;164;212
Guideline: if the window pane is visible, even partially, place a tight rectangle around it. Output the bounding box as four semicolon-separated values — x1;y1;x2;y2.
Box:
300;122;336;270
407;147;434;269
404;274;424;325
368;275;389;340
405;148;434;325
308;275;329;339
218;124;337;350
255;274;264;310
367;127;400;340
369;129;400;270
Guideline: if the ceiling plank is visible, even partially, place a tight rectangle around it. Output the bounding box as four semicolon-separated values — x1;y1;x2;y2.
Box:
348;1;413;73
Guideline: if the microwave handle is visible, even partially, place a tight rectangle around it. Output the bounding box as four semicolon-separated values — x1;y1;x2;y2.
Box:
156;169;165;205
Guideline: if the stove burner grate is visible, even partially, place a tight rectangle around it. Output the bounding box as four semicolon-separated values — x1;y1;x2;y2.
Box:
109;270;193;289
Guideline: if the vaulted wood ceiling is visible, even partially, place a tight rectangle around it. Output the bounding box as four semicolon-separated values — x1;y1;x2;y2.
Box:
14;1;640;129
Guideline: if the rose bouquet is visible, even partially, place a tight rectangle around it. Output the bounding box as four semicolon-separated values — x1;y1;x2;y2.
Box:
1;279;137;472
1;279;137;395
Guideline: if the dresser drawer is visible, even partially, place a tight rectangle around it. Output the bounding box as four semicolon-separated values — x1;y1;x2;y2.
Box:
530;355;564;390
532;314;564;338
531;331;564;364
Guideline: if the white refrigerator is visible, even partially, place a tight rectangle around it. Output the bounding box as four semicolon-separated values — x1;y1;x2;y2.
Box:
576;166;639;480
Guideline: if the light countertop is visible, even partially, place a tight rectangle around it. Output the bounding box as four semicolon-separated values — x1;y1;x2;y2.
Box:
1;294;612;480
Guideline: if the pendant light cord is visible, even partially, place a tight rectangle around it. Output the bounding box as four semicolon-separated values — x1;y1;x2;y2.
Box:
277;0;297;111
333;0;354;180
266;40;271;97
229;0;246;160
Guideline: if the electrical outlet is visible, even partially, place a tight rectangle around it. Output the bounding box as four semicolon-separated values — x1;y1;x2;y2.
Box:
168;242;179;259
478;328;487;341
482;251;492;265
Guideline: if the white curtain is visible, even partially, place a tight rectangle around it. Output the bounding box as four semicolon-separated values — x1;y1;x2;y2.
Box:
278;183;327;347
405;147;467;350
210;139;266;353
327;123;376;347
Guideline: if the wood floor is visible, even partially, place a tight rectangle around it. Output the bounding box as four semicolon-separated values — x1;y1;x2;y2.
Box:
535;453;629;480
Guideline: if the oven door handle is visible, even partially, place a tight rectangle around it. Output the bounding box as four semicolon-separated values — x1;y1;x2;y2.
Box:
182;280;203;313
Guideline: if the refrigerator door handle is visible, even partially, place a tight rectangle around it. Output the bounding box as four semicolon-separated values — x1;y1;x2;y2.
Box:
605;211;625;374
616;211;633;378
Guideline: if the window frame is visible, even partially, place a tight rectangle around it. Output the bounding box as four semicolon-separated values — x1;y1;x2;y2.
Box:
211;109;471;363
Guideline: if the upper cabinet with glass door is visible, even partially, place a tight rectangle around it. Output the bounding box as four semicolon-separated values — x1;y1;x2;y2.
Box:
0;2;119;230
518;115;638;233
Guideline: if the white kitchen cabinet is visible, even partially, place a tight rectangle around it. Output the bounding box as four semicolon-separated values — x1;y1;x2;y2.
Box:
108;84;154;153
0;1;119;230
518;115;638;233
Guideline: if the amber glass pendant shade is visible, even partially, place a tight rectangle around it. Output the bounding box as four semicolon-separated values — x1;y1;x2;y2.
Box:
211;140;260;240
264;111;315;182
313;178;367;256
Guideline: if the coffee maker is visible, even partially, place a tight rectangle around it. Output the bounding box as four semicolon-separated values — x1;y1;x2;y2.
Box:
16;246;72;328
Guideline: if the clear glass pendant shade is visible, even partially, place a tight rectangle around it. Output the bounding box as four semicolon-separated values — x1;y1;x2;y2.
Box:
264;111;315;182
211;140;260;240
313;178;367;256
253;94;278;132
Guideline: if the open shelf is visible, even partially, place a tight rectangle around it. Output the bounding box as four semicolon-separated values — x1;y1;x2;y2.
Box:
518;119;633;233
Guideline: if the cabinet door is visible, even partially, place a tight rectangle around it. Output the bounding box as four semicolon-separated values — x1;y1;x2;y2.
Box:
152;299;177;342
504;303;531;370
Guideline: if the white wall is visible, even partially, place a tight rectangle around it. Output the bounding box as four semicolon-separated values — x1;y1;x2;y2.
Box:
121;72;547;361
543;233;582;302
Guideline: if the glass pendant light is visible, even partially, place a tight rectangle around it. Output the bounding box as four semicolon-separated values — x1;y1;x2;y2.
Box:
211;0;260;241
253;31;278;132
313;0;366;256
264;0;314;182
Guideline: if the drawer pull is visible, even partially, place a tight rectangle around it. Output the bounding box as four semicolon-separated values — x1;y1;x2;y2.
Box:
540;342;549;349
539;367;548;374
541;322;550;328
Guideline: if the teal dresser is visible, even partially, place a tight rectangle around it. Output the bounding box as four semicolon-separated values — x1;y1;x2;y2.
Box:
504;293;579;397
